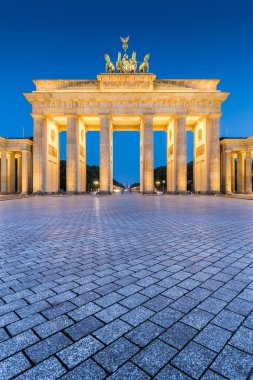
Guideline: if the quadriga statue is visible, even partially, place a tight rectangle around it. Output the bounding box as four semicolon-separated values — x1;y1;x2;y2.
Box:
139;53;150;73
104;54;115;73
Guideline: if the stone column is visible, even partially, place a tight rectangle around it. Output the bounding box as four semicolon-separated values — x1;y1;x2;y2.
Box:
245;150;252;193
66;115;78;193
225;150;232;194
17;155;22;193
32;115;45;193
141;115;154;193
237;152;245;193
100;115;113;194
208;115;221;193
175;116;187;193
21;150;29;194
0;151;7;193
231;154;236;193
9;152;16;193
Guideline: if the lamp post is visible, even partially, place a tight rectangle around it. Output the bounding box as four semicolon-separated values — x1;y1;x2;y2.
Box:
93;180;99;191
162;180;165;192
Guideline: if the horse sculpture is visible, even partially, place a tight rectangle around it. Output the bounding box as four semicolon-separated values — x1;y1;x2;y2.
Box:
130;51;137;73
116;52;122;73
104;54;115;73
139;53;150;73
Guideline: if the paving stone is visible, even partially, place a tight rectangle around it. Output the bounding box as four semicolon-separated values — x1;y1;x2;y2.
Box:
95;292;124;308
143;294;172;311
151;306;183;328
0;352;30;379
0;330;39;361
172;341;216;378
57;335;104;369
94;318;132;344
0;312;20;328
211;345;253;379
94;337;139;373
170;296;200;313
194;323;231;352
65;315;104;341
15;357;66;380
229;326;253;354
199;297;227;315
126;321;164;347
182;308;214;330
243;311;253;328
34;315;73;338
1;193;253;378
95;303;128;323
213;309;244;332
154;364;192;379
201;370;227;379
119;293;148;309
71;291;100;307
7;312;46;336
108;362;150;379
132;339;177;376
68;301;101;321
160;322;198;349
25;332;71;363
42;301;75;320
226;298;253;316
61;358;106;380
121;306;154;327
16;300;50;318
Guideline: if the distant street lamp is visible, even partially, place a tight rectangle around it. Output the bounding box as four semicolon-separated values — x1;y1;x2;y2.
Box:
162;180;165;191
93;180;99;191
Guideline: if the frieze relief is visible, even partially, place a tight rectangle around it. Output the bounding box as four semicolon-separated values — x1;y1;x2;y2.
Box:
196;144;205;157
48;144;57;158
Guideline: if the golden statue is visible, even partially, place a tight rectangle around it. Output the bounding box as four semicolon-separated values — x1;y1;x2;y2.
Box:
104;54;115;73
139;53;150;73
104;37;150;74
120;36;129;52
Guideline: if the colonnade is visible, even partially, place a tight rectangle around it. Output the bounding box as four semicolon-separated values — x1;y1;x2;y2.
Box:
32;113;223;194
0;139;33;194
221;146;253;194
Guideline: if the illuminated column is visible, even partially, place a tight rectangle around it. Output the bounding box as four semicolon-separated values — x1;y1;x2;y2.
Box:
21;150;29;194
237;151;245;193
231;154;236;193
0;151;7;193
66;115;78;193
100;115;113;194
245;150;252;193
225;150;232;193
175;116;187;193
141;115;154;193
17;155;22;193
76;120;87;193
32;115;45;193
9;152;16;193
208;115;221;193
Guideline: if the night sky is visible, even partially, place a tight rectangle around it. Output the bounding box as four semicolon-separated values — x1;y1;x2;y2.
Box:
0;0;252;185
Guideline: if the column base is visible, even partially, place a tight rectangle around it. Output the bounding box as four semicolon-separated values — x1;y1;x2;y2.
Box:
142;191;156;195
98;191;112;195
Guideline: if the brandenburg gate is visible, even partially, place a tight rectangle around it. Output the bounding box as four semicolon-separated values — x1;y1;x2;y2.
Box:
22;38;231;195
1;38;252;195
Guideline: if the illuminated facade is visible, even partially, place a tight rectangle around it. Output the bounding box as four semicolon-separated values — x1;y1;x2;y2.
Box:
0;73;252;195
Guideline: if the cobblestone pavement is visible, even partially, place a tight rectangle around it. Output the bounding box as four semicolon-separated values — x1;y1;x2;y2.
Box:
0;194;253;379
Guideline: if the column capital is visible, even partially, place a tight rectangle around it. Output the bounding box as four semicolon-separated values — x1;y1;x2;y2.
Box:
206;113;222;119
31;113;45;120
66;114;78;120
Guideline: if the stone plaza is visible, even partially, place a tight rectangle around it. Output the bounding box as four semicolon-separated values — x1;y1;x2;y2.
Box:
0;194;253;379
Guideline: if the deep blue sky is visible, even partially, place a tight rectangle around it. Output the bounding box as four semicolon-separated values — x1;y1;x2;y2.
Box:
0;0;252;185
